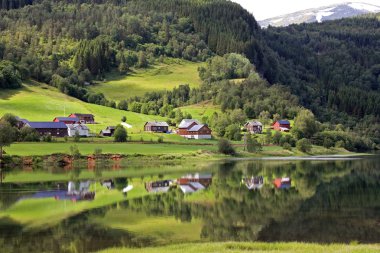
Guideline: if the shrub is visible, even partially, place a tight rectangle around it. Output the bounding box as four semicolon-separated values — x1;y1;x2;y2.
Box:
114;125;127;142
282;142;292;150
70;145;81;159
157;136;164;143
246;134;262;153
296;138;312;153
218;138;236;155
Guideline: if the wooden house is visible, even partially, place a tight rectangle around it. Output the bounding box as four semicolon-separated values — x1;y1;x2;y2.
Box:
244;121;263;134
67;124;90;137
144;121;169;133
178;119;212;139
15;116;29;129
100;126;116;137
25;122;68;137
68;113;95;124
54;117;79;125
272;120;291;132
273;177;291;189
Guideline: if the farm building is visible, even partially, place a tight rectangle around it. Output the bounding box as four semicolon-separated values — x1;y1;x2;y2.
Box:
67;124;90;137
68;113;95;124
145;180;172;193
272;120;291;132
100;126;116;137
178;119;212;139
15;116;29;129
177;173;212;194
25;122;68;137
144;121;169;133
53;117;79;125
273;177;291;189
244;121;263;134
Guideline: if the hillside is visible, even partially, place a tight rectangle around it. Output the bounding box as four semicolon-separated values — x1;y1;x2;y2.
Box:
259;2;380;27
0;81;167;133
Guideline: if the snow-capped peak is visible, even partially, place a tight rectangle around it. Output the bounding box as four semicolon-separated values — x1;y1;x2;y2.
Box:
348;2;380;12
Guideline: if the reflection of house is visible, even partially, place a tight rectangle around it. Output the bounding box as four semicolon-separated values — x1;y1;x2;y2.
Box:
273;177;291;189
67;124;90;137
177;173;212;194
272;120;291;132
242;176;264;190
68;113;95;124
53;117;79;125
244;121;263;134
178;119;212;139
100;126;116;137
144;121;169;133
25;122;68;137
145;180;172;193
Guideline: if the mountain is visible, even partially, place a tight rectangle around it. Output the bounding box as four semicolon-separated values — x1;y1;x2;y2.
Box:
259;2;380;27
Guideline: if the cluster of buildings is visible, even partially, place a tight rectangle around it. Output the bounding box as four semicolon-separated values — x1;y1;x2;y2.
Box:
145;173;213;194
143;118;291;139
242;176;292;190
16;113;95;137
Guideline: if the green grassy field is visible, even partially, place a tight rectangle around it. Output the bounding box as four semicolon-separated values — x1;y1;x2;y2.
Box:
0;81;169;133
5;142;216;156
98;242;380;253
178;101;221;120
91;59;203;100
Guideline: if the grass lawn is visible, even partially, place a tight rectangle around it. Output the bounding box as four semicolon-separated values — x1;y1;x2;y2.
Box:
178;100;221;120
0;82;169;133
98;242;380;253
91;209;203;244
5;142;217;156
0;181;147;228
91;59;203;100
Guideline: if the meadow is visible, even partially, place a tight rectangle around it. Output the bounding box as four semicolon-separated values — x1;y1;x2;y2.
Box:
98;242;380;253
91;59;203;101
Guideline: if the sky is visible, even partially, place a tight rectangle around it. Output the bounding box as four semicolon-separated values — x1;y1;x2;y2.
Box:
231;0;380;20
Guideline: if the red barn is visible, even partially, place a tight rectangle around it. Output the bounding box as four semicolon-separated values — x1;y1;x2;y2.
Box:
68;113;95;124
272;120;291;132
53;117;79;125
177;119;212;139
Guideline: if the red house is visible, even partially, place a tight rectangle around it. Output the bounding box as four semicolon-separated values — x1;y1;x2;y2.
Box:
68;113;95;124
53;117;79;125
272;120;291;132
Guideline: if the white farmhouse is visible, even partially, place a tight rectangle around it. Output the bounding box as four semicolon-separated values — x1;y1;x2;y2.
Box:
67;124;90;137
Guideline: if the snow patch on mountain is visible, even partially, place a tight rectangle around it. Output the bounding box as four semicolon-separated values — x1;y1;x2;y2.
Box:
348;2;380;12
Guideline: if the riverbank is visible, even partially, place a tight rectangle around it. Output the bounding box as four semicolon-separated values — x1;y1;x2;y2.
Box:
99;242;380;253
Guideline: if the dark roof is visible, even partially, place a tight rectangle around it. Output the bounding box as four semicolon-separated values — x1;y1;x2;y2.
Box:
145;121;169;127
55;117;79;122
278;120;290;125
246;121;262;126
107;126;116;130
188;124;208;132
178;119;200;128
26;122;68;129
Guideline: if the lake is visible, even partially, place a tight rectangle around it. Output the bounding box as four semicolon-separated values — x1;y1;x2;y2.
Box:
0;155;379;252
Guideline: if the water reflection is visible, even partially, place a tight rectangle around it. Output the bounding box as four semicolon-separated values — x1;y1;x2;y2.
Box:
0;157;379;252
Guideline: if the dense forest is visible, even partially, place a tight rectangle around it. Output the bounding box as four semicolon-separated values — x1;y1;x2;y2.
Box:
0;0;379;147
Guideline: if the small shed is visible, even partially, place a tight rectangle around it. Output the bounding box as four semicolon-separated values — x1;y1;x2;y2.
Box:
144;121;169;133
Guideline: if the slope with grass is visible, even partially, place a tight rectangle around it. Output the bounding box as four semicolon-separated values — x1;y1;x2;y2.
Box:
91;59;203;101
0;81;168;133
178;101;221;120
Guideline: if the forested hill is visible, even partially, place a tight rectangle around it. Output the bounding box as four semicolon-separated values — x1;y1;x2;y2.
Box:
0;0;379;141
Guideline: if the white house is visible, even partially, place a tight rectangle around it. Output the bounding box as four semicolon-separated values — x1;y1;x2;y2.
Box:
67;124;90;137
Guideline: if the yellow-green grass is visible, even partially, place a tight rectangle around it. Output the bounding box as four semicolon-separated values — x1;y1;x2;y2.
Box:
178;100;221;120
91;59;203;100
0;82;168;133
98;242;380;253
0;182;147;228
5;142;217;156
91;209;203;244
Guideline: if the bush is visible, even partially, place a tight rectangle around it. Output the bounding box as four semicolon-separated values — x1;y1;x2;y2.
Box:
73;131;81;142
246;134;262;153
218;138;236;155
296;138;312;153
157;136;164;143
114;125;127;142
224;124;242;141
282;142;292;150
70;145;81;159
121;116;127;122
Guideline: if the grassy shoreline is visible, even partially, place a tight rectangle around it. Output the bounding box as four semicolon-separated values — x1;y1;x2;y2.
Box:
98;242;380;253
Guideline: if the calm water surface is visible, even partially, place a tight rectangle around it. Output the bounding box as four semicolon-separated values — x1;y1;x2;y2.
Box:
0;156;379;252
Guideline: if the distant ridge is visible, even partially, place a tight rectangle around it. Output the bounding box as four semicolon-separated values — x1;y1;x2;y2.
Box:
259;2;380;27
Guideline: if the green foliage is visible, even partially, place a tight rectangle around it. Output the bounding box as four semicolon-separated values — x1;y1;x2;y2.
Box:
282;142;292;151
224;124;241;141
0;113;18;127
246;133;262;153
69;145;81;159
0;60;21;89
0;122;15;157
73;131;81;142
121;116;127;122
114;125;127;142
296;138;312;153
157;136;164;143
19;127;40;142
217;138;235;155
292;109;319;139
